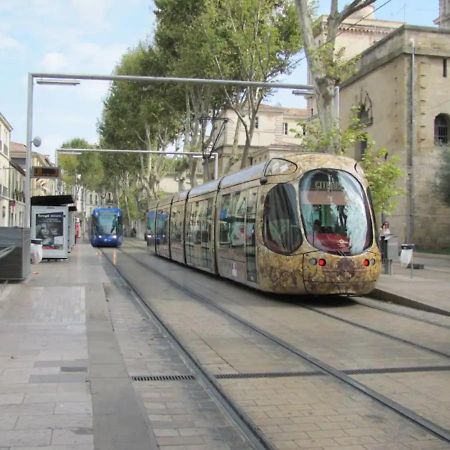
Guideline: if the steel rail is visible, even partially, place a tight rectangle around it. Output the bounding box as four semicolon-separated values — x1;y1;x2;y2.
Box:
100;248;276;450
296;302;450;360
120;242;450;444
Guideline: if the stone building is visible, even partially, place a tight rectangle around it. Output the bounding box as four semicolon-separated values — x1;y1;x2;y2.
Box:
210;103;308;177
339;24;450;247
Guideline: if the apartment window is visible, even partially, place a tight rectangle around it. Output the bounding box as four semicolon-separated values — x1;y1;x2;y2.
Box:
283;122;288;135
255;116;259;129
444;58;448;78
89;193;93;204
435;114;449;144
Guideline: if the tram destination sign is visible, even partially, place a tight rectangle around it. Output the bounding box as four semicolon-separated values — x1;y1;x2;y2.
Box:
32;166;61;178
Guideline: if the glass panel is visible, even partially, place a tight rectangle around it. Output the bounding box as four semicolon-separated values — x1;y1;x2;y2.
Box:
219;194;232;247
265;158;297;176
246;188;258;282
263;184;302;255
94;211;122;235
299;169;372;255
156;209;169;246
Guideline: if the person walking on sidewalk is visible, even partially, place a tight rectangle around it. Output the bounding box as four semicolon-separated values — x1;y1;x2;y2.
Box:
379;221;391;261
380;221;391;238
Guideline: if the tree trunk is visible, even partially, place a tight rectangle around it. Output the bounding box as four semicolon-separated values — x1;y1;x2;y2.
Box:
225;120;241;174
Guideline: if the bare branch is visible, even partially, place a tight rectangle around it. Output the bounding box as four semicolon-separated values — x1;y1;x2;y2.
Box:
339;0;376;23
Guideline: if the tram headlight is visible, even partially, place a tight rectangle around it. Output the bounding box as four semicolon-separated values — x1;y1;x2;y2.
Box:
309;258;317;265
112;235;117;239
370;258;376;266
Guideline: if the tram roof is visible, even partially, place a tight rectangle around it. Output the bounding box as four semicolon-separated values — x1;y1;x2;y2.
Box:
188;179;221;198
220;162;267;189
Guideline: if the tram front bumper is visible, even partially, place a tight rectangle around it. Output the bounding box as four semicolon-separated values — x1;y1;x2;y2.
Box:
302;252;381;296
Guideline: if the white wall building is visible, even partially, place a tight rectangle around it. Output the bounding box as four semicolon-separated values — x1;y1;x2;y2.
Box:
0;113;13;226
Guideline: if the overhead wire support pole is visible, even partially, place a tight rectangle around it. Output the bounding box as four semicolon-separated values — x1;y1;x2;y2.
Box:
32;72;315;91
25;73;34;227
27;71;314;230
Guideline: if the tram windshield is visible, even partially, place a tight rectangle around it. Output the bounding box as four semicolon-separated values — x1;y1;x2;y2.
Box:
93;211;122;236
299;169;372;255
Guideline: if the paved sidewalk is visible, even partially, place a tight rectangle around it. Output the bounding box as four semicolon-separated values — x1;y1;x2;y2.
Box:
371;252;450;316
0;243;157;450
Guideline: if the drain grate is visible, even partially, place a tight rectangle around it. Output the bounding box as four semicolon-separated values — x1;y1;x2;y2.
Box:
131;374;195;382
132;365;450;383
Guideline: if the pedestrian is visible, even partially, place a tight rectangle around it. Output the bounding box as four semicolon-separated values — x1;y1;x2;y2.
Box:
379;221;391;238
379;221;391;261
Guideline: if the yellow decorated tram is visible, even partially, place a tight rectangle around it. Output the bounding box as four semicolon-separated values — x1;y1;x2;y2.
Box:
146;154;381;295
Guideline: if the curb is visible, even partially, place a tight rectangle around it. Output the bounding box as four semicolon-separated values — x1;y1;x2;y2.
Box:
369;288;450;317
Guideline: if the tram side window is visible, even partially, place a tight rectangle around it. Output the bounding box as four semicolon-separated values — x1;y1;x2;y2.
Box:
156;209;169;245
219;194;232;246
263;184;302;255
230;191;246;248
171;208;182;244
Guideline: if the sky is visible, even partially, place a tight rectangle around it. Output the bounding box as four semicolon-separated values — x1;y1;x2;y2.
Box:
0;0;440;163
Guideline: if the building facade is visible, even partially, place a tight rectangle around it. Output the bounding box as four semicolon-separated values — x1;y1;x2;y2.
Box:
212;103;308;176
0;113;13;226
10;142;57;198
340;25;450;247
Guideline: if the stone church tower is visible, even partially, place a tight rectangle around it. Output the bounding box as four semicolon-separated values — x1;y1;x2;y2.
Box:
435;0;450;28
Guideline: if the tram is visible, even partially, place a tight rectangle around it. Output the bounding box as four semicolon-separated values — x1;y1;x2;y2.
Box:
147;154;381;295
90;207;123;247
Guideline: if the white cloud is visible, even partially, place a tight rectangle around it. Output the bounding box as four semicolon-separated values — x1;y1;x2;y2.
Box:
0;31;23;52
41;52;68;71
40;42;126;74
71;0;110;29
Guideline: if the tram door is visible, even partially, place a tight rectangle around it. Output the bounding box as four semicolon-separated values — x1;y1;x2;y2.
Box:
245;188;258;283
217;188;258;284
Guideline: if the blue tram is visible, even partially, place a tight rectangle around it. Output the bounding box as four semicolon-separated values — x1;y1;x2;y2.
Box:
90;207;123;247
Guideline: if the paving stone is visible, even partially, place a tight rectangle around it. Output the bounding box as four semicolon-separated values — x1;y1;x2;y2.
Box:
0;429;51;446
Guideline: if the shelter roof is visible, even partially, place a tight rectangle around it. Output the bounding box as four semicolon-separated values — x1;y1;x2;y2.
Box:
31;195;75;206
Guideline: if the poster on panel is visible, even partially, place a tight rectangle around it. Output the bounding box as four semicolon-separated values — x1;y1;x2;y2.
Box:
31;206;69;259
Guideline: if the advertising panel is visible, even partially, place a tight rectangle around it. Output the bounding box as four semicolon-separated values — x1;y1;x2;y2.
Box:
31;206;68;259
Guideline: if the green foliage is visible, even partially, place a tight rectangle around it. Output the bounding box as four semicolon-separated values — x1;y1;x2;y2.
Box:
295;115;403;214
59;138;104;192
434;147;450;206
361;145;403;214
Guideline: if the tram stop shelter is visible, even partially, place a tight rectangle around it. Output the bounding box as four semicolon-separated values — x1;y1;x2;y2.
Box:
31;195;75;260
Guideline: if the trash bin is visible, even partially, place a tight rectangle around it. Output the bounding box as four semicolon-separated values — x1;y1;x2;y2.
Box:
400;243;415;266
30;238;43;264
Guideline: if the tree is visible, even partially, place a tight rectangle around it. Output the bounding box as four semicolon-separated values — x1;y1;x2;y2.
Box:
294;0;375;152
59;138;104;196
98;43;183;220
204;0;302;169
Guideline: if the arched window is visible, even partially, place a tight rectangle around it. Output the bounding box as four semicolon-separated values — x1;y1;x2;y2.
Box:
434;114;450;144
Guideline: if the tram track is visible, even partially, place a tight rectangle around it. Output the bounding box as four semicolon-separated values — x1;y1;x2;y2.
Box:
109;242;450;445
100;247;275;450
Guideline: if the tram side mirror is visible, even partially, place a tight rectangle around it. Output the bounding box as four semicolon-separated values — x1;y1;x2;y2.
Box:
260;176;268;185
